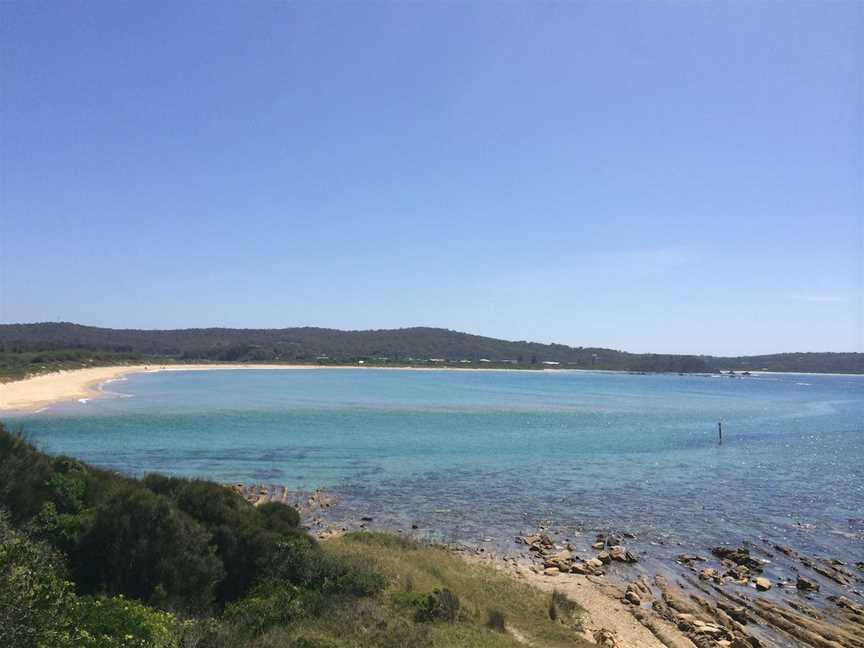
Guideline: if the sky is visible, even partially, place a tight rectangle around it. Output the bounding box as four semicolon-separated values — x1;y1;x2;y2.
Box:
1;2;861;356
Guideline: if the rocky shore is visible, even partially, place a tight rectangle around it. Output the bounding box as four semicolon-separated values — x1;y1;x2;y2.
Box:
229;483;864;648
492;523;864;648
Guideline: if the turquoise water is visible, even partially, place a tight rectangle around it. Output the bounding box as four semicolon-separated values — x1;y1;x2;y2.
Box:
4;368;863;567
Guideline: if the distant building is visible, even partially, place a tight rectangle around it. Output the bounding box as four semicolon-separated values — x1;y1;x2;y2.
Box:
430;358;446;363
542;361;561;366
479;358;491;363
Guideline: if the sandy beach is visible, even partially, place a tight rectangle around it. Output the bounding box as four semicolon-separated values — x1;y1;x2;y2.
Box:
0;362;558;412
0;364;315;412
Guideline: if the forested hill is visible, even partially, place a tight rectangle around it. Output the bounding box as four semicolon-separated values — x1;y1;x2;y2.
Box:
0;322;861;374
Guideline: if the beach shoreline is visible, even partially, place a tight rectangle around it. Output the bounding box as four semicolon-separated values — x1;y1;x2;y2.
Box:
235;479;863;648
0;362;569;412
3;362;861;413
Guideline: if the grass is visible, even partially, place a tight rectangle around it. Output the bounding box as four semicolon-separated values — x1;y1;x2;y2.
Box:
255;531;595;648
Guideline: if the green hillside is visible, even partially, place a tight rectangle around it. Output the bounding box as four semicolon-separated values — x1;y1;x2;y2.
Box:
0;322;860;376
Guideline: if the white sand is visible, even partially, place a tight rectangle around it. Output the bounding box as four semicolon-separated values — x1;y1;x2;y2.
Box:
0;363;554;412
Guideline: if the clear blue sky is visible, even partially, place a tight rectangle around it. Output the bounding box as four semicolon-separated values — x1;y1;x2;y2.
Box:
1;2;861;356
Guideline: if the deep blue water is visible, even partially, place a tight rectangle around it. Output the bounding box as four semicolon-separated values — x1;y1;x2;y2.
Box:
4;368;863;568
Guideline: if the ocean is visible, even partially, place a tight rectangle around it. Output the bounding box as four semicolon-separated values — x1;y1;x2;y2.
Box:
5;368;863;586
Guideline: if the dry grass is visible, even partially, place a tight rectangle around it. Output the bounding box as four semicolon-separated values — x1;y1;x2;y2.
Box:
257;532;595;648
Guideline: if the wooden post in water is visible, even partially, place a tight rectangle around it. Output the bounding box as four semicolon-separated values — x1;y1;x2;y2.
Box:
718;421;723;445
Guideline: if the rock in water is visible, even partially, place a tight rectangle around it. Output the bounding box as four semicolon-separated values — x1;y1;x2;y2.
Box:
609;545;638;563
754;577;771;591
796;576;819;592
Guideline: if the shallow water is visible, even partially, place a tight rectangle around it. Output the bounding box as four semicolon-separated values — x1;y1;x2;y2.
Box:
5;368;863;570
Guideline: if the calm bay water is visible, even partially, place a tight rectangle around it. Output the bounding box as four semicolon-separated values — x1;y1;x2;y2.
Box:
5;368;863;569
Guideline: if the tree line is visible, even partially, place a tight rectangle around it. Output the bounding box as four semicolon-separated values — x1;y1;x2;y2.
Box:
0;322;860;373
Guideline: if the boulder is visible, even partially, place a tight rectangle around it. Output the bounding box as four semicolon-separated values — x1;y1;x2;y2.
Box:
585;558;605;574
608;545;638;563
544;567;560;576
754;577;771;591
571;562;591;575
549;549;573;563
592;628;620;647
624;583;643;606
597;550;611;564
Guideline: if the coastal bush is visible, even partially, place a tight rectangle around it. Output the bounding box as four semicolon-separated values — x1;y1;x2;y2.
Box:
0;510;189;648
142;474;307;604
342;530;418;550
259;499;301;530
0;512;77;648
0;425;387;621
390;590;428;610
413;588;461;623
0;429;56;522
264;536;387;598
221;582;309;637
74;486;224;611
70;596;182;648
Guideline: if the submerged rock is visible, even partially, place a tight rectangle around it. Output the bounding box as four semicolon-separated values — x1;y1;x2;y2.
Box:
712;546;765;572
796;576;819;592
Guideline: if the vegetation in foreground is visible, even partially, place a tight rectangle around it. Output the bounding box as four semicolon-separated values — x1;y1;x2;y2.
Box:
0;423;593;648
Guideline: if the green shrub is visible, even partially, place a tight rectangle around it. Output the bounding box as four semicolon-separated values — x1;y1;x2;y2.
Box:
71;596;181;648
342;531;418;550
47;471;86;514
258;500;301;531
74;487;224;611
222;582;309;637
264;536;386;597
413;588;461;623
0;512;77;648
142;475;307;604
390;590;428;610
